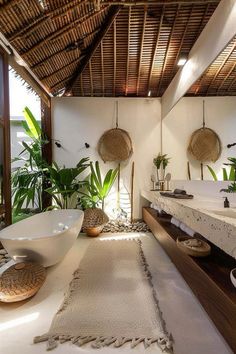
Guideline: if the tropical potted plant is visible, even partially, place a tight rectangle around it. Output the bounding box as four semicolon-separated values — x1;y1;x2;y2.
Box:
45;158;90;209
79;161;118;236
11;107;49;219
220;157;236;193
153;153;170;184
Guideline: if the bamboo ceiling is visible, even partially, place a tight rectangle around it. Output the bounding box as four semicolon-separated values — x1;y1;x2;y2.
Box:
1;0;235;97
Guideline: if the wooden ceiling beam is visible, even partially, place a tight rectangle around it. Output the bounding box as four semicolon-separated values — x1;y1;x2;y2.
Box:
101;40;105;96
100;0;219;5
147;7;164;95
206;41;236;94
136;8;147;96
216;60;236;93
8;54;51;106
89;60;94;96
113;19;117;96
7;0;91;42
162;0;236;118
125;7;131;96
40;56;82;82
65;5;122;95
80;73;84;96
157;4;180;96
20;8;108;58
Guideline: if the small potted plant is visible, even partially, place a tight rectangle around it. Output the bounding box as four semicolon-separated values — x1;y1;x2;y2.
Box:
78;161;118;237
153;153;170;187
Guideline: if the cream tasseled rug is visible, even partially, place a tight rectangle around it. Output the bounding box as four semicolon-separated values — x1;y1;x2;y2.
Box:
34;238;173;352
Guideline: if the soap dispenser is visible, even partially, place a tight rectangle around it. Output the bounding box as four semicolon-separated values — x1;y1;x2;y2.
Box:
224;197;230;208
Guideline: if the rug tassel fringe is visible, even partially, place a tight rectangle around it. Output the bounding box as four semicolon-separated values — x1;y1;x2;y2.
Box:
34;333;173;351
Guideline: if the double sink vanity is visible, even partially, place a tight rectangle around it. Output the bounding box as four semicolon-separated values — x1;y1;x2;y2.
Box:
142;190;236;259
142;189;236;353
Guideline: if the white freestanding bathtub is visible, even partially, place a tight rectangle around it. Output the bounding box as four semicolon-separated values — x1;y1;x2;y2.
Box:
0;209;84;267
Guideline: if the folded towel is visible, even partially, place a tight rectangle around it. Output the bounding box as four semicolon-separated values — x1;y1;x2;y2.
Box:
173;189;186;195
184;225;195;237
150;203;163;214
180;222;186;232
171;217;181;228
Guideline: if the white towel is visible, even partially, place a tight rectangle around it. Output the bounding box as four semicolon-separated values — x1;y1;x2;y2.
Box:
171;217;180;228
180;222;195;237
184;225;195;237
150;203;163;214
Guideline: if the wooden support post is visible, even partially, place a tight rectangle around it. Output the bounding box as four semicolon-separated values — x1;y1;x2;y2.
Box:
41;99;52;210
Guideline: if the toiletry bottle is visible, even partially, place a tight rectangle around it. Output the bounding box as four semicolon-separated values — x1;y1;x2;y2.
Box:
224;197;230;208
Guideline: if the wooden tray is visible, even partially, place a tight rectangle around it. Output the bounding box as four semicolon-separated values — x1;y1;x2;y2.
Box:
0;262;46;302
177;236;211;257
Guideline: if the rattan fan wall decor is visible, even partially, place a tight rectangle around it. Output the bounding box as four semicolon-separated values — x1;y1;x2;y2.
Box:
98;101;133;162
188;101;222;163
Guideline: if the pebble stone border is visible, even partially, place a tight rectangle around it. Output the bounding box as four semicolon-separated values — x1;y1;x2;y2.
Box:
0;248;12;268
102;220;150;233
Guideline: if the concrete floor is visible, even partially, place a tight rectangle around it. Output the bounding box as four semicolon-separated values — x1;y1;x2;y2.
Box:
0;232;233;354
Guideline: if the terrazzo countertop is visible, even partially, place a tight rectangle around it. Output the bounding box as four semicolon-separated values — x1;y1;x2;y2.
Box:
141;190;236;259
0;233;232;354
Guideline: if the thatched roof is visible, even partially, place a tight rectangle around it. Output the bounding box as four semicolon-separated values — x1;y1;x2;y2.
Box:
1;0;235;97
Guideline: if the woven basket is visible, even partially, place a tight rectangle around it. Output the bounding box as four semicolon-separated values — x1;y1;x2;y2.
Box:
0;262;46;302
83;208;109;232
188;127;221;162
98;128;133;162
177;236;211;257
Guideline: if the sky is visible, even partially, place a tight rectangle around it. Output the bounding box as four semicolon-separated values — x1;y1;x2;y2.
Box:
9;68;41;120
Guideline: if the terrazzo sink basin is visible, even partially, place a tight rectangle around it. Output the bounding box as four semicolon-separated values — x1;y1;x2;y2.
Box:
210;209;236;219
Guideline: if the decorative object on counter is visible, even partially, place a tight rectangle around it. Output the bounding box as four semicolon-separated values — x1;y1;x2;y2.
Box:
130;162;135;223
200;162;204;180
187;161;191;180
82;208;109;237
0;262;46;302
160;189;193;199
98;101;133;162
230;268;236;288
34;239;173;352
153;153;170;190
224;197;230;208
165;173;171;191
102;220;150;233
187;100;222;163
177;236;211;257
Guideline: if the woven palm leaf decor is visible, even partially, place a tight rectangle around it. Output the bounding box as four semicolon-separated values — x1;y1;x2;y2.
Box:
98;101;133;162
188;101;222;162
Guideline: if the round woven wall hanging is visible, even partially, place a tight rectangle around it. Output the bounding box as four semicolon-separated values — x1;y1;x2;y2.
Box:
187;101;222;162
0;262;46;303
98;102;133;162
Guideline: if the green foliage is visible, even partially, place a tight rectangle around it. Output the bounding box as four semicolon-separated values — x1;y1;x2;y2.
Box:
207;161;235;182
45;158;90;209
11;107;48;214
78;161;118;210
153;153;170;170
206;165;218;181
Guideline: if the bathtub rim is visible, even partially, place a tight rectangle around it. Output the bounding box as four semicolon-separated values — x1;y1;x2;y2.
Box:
0;209;84;242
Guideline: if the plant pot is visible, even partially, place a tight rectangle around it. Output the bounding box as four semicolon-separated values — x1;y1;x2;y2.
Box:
82;208;109;237
85;225;105;237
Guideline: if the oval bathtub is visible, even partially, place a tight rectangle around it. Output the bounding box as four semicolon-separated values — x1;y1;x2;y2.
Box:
0;209;84;267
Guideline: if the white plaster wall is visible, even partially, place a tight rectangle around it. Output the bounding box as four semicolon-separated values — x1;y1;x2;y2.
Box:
162;97;236;180
52;97;161;218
